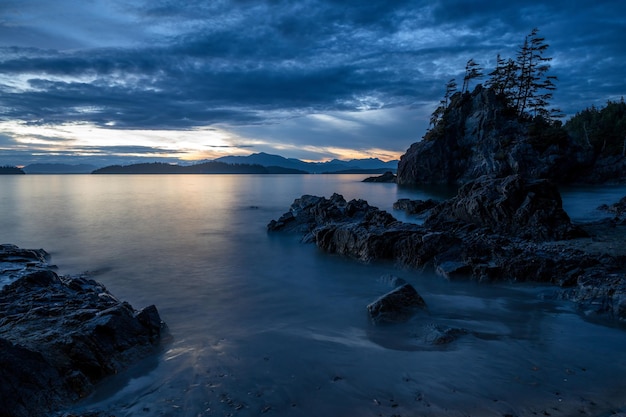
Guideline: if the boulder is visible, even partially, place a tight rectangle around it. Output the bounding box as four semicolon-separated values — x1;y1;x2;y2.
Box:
424;175;586;241
0;245;167;417
367;283;427;324
598;195;626;217
393;198;439;215
419;324;468;345
362;171;396;183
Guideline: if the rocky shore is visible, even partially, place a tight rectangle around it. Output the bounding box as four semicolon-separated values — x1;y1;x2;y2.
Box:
268;174;626;323
0;244;167;417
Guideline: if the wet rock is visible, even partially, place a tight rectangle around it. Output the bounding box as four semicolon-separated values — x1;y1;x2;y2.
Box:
268;176;626;323
0;245;167;417
598;195;626;217
393;198;439;215
435;261;472;280
424;175;586;241
362;171;397;183
420;324;468;345
367;283;427;324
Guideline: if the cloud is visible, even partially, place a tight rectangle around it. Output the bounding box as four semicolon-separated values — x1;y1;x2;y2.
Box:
0;0;624;165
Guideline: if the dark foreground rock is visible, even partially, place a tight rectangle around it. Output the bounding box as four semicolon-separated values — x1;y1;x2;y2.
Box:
268;175;626;323
0;244;166;417
367;283;427;324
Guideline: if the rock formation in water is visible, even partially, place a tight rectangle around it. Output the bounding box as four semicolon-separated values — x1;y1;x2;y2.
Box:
424;175;586;241
362;171;397;183
0;244;167;417
598;196;626;218
396;85;625;185
392;198;439;216
367;283;427;324
268;176;626;323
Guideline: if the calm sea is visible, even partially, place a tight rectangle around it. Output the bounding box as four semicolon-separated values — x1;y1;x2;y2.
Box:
1;174;625;416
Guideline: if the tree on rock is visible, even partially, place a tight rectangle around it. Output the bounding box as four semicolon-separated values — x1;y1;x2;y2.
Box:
486;54;518;106
432;28;560;123
461;59;483;93
430;79;458;128
514;28;558;118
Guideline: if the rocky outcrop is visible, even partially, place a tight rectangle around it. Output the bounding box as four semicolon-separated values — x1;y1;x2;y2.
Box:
362;171;396;183
366;283;427;324
268;176;626;323
393;198;439;215
581;155;626;184
396;85;597;185
424;175;586;241
0;244;166;417
598;195;626;217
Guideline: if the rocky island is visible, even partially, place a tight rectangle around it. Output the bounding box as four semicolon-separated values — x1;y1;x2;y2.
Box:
397;85;626;186
269;67;626;324
0;244;167;417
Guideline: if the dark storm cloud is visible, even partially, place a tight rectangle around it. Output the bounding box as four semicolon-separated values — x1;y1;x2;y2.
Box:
0;0;624;163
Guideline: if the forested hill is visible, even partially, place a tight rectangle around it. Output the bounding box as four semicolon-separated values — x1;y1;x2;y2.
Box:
92;161;308;174
0;165;25;175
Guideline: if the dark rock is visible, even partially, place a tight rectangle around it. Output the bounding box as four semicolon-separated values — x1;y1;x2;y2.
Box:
419;324;468;345
0;245;167;417
268;179;626;323
267;193;352;235
362;171;396;183
396;85;609;186
583;155;626;184
268;193;414;262
435;261;473;280
424;175;586;241
393;198;439;215
367;283;427;324
598;196;626;217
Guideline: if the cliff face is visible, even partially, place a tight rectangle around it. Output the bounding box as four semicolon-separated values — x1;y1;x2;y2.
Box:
397;86;601;185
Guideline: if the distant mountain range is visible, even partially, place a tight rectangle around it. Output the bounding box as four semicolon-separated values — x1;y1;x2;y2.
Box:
23;163;98;174
17;153;398;174
92;161;307;175
214;152;398;174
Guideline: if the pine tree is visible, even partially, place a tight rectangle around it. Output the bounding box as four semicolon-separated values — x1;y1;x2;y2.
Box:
430;79;457;128
486;54;506;94
443;78;457;107
514;28;554;118
461;59;483;93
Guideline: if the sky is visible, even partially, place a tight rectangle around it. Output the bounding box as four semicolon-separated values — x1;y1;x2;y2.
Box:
0;0;624;167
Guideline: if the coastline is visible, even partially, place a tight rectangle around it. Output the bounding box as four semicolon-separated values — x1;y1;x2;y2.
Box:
268;175;626;325
0;244;167;417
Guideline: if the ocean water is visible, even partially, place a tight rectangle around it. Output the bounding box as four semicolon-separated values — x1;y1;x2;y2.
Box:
1;174;625;417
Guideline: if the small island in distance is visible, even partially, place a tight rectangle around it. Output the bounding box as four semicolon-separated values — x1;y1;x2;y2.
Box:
0;165;25;175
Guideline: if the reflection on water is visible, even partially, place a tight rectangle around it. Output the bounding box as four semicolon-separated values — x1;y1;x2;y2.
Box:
1;174;625;416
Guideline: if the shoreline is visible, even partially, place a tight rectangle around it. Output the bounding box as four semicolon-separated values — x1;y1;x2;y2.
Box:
268;175;626;325
0;244;167;417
